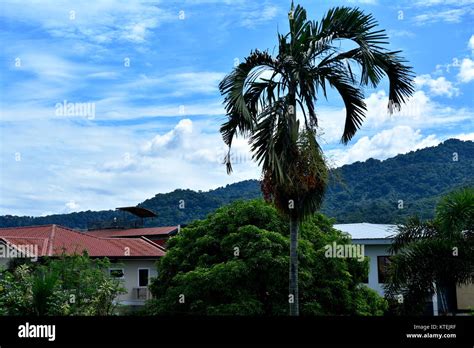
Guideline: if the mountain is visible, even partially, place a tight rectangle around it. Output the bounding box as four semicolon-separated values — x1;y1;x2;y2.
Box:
0;139;472;228
322;138;473;223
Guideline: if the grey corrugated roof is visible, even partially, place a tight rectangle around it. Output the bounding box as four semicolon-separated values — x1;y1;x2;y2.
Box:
333;223;397;240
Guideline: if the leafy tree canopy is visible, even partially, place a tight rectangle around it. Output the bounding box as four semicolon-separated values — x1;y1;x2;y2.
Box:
147;200;387;315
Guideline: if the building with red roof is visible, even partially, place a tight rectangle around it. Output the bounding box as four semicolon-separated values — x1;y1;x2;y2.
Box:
0;224;166;306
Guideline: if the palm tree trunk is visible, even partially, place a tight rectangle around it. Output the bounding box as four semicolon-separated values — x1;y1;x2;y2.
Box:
289;217;299;316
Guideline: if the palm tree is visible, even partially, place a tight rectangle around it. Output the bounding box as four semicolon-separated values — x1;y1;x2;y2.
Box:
219;2;414;316
385;188;474;315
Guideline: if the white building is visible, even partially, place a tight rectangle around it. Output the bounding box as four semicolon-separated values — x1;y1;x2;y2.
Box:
334;223;396;296
334;223;474;315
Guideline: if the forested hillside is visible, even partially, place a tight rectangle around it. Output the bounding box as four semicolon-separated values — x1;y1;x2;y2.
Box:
322;138;473;223
0;139;472;228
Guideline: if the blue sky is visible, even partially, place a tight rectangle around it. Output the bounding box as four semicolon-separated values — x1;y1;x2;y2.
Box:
0;0;473;216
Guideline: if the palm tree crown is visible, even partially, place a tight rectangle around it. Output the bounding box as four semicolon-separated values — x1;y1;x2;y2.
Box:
219;2;414;315
220;3;414;219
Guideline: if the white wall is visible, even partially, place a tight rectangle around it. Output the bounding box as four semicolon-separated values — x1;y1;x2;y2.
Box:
354;243;392;296
108;259;159;306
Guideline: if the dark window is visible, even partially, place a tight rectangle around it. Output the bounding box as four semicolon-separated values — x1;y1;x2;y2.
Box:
377;256;391;284
138;269;149;287
109;269;124;279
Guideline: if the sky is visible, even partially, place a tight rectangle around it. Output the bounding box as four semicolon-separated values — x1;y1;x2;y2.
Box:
0;0;473;216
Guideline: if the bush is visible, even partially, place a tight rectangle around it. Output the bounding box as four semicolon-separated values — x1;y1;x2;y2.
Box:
0;253;126;316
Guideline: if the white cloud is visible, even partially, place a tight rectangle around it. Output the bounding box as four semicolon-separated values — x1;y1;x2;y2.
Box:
0;99;226;122
65;200;80;211
347;0;378;4
412;0;474;25
240;4;279;28
1;68;227;123
0;116;259;216
387;29;415;38
121;19;158;43
414;0;474;6
453;132;474;141
458;58;474;83
124;72;226;96
414;74;460;97
414;9;472;24
435;58;461;74
1;1;174;45
326;126;441;166
469;35;474;50
142;119;193;154
317;89;472;144
133;118;254;168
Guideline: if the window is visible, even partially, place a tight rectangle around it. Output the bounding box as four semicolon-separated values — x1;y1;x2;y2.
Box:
138;268;149;287
109;268;124;279
377;256;391;284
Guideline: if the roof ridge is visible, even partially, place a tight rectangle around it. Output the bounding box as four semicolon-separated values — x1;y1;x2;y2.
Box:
48;224;57;256
41;238;49;255
0;224;56;230
100;237;145;241
140;236;167;252
0;224;109;243
0;236;49;240
53;225;115;241
86;226;178;232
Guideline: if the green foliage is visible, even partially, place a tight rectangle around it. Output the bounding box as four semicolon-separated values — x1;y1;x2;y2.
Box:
385;187;474;315
1;139;471;228
0;253;126;316
146;200;387;316
322;139;474;224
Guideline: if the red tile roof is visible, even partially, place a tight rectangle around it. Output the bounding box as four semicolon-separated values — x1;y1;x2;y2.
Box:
0;225;165;258
85;226;178;238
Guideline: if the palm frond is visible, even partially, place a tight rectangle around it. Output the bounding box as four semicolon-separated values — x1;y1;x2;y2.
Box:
250;97;290;183
318;68;366;143
219;50;280;173
310;7;414;115
373;51;414;112
436;187;474;234
389;216;438;253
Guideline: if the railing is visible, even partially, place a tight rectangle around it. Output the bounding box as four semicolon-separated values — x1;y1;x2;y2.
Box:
132;287;152;300
88;218;145;230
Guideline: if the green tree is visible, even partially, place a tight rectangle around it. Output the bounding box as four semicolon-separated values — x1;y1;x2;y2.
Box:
385;187;474;314
0;253;126;315
219;3;413;315
147;200;387;316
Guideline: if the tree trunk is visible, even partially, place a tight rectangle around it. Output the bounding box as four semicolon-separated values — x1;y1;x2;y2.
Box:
289;217;299;316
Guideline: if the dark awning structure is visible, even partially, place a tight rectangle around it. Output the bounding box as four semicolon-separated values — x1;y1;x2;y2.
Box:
116;206;157;218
